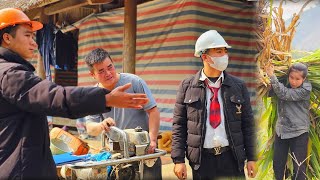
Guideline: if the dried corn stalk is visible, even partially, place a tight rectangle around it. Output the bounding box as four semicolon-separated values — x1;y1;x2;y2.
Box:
256;0;312;100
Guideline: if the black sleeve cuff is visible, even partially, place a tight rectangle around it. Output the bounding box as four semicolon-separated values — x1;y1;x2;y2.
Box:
172;157;185;164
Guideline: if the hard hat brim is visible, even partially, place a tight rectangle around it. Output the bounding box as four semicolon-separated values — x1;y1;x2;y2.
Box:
207;44;232;49
194;44;232;57
0;20;43;31
29;20;43;31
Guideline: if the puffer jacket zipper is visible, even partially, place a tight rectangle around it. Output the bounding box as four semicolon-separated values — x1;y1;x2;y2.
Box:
222;86;241;172
198;81;206;169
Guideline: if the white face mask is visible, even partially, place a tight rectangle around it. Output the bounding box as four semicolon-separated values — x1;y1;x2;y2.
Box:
207;54;229;71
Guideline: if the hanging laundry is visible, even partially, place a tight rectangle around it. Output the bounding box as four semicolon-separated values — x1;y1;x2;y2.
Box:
36;23;55;80
53;30;78;71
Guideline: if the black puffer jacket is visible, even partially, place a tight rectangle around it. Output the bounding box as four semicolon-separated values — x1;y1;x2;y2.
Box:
171;70;256;172
0;47;110;179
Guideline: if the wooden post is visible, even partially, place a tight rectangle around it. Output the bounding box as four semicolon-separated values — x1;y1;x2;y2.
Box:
36;55;46;80
123;0;137;74
37;8;50;80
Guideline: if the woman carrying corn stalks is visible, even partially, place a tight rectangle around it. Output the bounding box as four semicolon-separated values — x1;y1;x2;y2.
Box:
266;63;312;180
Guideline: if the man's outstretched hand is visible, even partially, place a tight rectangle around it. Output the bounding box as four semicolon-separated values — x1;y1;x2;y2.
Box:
105;83;149;109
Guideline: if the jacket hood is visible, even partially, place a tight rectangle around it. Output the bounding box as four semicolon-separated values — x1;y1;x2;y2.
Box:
0;47;35;71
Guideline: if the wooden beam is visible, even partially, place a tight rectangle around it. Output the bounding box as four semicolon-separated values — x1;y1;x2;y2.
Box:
44;0;89;16
25;7;42;20
82;5;100;9
30;0;61;8
87;0;113;5
122;0;137;74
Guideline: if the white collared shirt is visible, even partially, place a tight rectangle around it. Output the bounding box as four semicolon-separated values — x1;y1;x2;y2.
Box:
200;69;229;148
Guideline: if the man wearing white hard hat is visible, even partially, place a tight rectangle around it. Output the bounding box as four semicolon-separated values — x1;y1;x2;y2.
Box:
0;8;149;179
171;30;257;179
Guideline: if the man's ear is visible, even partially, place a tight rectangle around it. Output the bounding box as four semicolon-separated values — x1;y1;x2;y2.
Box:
89;71;95;79
2;33;12;45
201;54;210;63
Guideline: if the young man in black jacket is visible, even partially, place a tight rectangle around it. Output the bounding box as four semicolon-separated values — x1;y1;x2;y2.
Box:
171;30;257;179
0;8;148;179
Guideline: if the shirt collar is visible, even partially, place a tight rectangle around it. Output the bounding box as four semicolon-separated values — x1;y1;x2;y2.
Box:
199;69;224;87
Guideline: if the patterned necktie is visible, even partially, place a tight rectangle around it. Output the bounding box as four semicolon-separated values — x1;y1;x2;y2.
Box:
205;80;221;129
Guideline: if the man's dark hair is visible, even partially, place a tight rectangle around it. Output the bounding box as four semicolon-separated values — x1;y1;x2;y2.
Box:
85;48;113;72
0;25;19;45
289;62;308;78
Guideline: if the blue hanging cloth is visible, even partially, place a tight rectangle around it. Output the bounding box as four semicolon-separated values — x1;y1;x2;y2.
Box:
36;23;56;81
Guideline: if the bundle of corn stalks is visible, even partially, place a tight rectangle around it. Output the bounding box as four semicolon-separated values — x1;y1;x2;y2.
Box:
257;0;307;98
256;0;320;179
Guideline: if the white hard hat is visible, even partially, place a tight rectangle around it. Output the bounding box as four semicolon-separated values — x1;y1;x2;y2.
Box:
194;30;231;57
